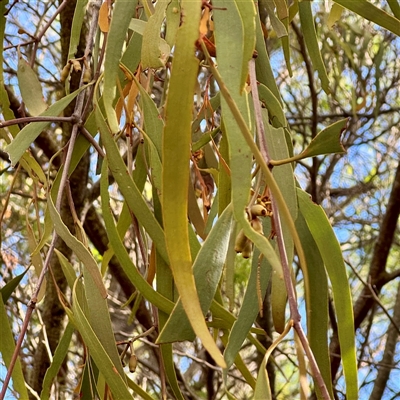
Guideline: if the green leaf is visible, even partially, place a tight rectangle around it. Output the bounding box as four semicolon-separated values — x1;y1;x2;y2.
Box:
142;0;171;69
68;285;134;400
234;0;257;92
299;1;331;94
161;0;225;368
298;118;347;159
224;250;271;368
17;52;47;116
5;85;87;165
297;188;358;400
47;191;107;299
99;160;174;315
0;267;29;303
158;204;233;343
67;0;89;60
103;0;138;133
333;0;400;36
254;6;282;103
165;0;180;46
40;323;74;400
0;295;29;399
295;212;333;399
263;0;288;38
95;106;169;263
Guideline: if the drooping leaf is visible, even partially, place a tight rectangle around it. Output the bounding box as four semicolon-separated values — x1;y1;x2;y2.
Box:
40;323;74;400
297;188;358;400
254;322;292;400
161;0;225;368
103;0;138;133
299;1;330;94
0;295;29;399
224;250;271;368
95;106;169;263
295;211;333;399
67;285;134;400
47;191;107;299
158;204;233;343
67;0;89;60
99;160;174;315
17;52;47;116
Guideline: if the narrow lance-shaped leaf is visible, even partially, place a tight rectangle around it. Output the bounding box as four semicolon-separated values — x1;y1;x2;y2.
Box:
295;212;334;399
224;250;271;368
299;1;330;94
333;0;400;36
40;323;74;400
17;51;47;116
68;284;134;400
0;296;29;399
100;159;174;314
161;0;225;368
47;190;107;299
297;188;358;399
158;204;233;343
95;106;169;263
103;0;137;133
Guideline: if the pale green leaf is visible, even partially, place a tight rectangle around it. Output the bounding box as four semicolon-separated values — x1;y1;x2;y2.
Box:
295;212;334;399
17;53;47;116
69;285;134;400
158;204;233;343
47;192;107;299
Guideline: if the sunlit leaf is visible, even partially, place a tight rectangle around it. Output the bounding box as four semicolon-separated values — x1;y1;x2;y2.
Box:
161;0;225;367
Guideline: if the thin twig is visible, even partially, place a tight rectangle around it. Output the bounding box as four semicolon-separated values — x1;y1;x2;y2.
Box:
0;115;75;128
